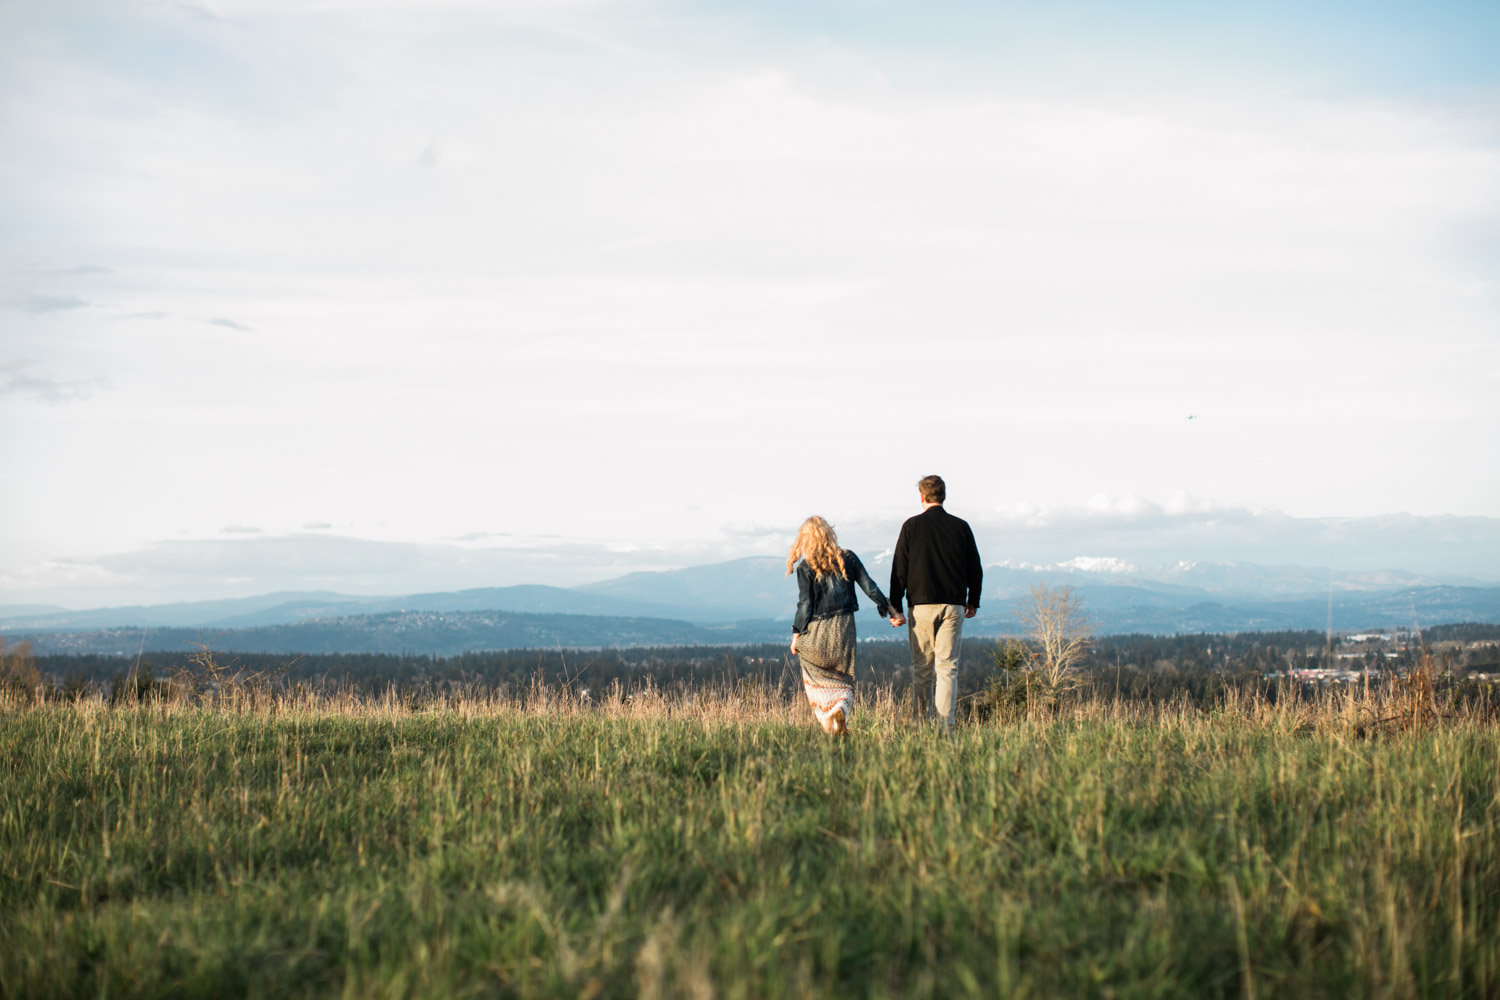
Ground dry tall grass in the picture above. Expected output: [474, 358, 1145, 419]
[4, 645, 1491, 739]
[2, 654, 1496, 999]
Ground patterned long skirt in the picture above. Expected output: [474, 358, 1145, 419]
[798, 613, 856, 731]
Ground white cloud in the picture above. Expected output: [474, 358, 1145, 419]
[49, 265, 112, 276]
[1, 2, 1496, 605]
[963, 504, 1500, 580]
[0, 360, 108, 404]
[1057, 556, 1138, 574]
[4, 533, 734, 606]
[5, 292, 90, 314]
[1081, 494, 1157, 520]
[1162, 492, 1226, 517]
[4, 503, 1496, 608]
[207, 317, 253, 332]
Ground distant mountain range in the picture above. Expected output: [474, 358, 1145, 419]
[0, 585, 701, 633]
[16, 611, 787, 658]
[4, 557, 1498, 656]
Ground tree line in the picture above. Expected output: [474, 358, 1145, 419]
[5, 622, 1496, 710]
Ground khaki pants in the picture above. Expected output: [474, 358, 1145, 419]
[909, 603, 964, 731]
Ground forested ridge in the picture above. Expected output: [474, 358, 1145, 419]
[13, 624, 1499, 709]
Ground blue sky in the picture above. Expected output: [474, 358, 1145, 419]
[2, 0, 1497, 606]
[723, 0, 1500, 97]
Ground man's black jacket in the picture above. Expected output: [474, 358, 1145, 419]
[889, 505, 983, 613]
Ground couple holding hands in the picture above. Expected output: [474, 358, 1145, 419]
[787, 474, 984, 737]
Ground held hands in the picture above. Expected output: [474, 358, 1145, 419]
[889, 613, 906, 627]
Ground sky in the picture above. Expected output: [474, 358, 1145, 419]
[2, 0, 1498, 608]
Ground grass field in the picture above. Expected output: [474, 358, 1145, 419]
[1, 683, 1497, 999]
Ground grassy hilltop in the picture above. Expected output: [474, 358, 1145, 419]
[1, 683, 1497, 999]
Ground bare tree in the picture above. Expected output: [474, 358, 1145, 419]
[1015, 583, 1092, 711]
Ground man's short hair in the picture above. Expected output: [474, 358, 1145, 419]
[918, 475, 946, 504]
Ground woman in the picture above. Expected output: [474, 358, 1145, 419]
[787, 516, 892, 736]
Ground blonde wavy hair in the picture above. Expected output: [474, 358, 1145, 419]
[786, 515, 848, 578]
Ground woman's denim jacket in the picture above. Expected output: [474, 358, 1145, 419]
[793, 550, 890, 634]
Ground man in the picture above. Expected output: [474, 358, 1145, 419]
[887, 474, 983, 732]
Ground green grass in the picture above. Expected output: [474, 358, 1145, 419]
[1, 691, 1496, 998]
